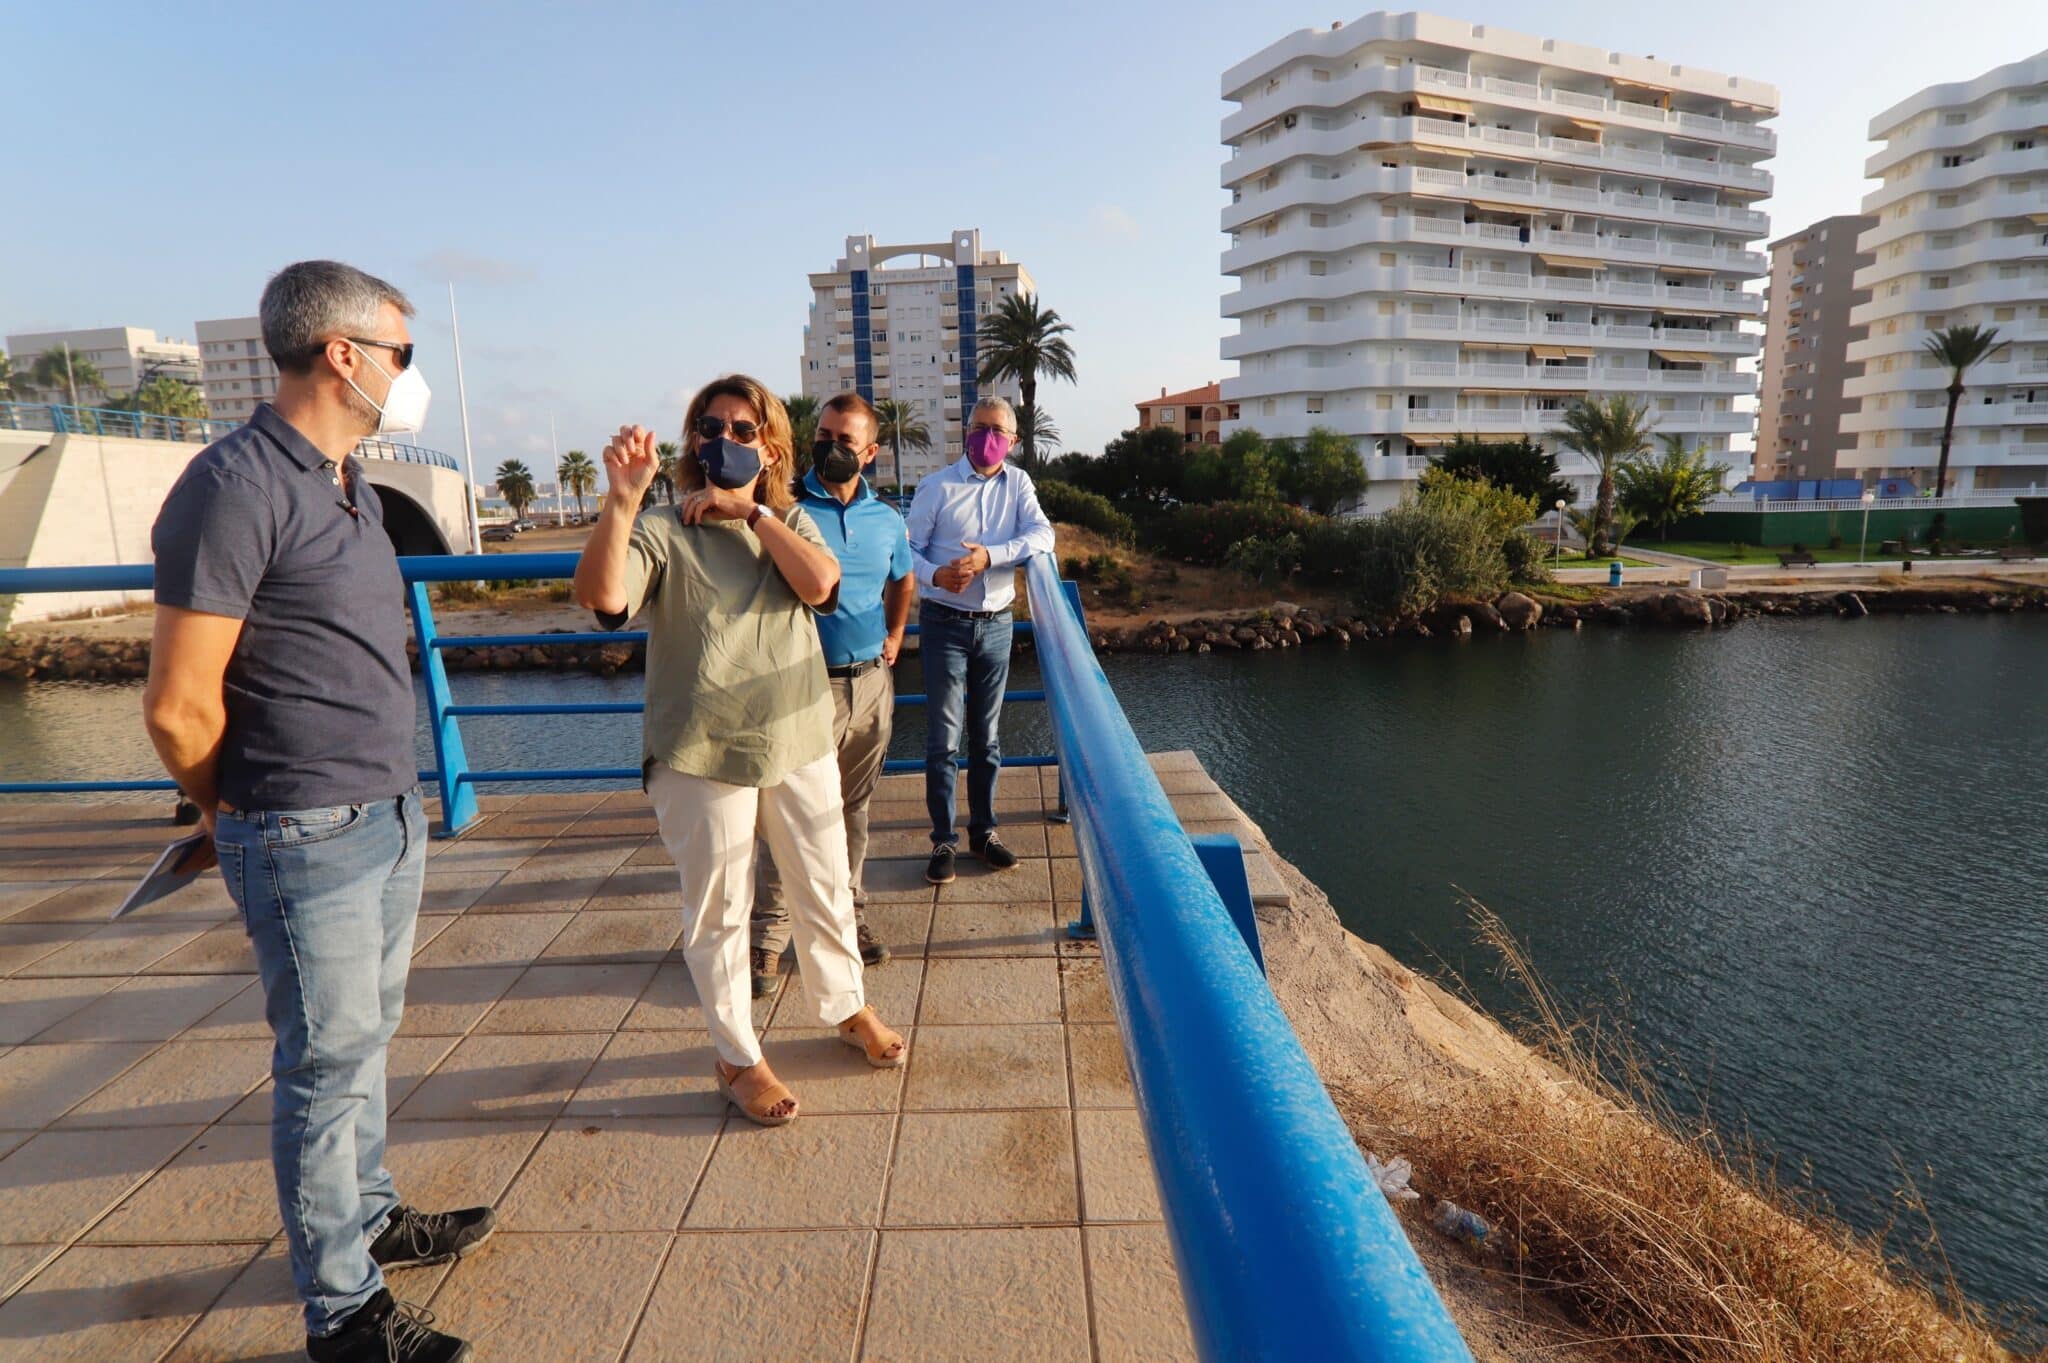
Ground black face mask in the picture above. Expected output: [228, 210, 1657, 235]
[698, 436, 764, 490]
[812, 436, 864, 485]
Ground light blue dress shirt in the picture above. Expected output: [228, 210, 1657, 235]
[905, 457, 1057, 612]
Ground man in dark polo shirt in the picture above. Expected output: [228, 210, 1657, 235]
[144, 261, 488, 1363]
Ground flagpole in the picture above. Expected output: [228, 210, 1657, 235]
[447, 283, 483, 556]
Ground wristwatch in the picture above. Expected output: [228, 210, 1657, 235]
[745, 504, 765, 531]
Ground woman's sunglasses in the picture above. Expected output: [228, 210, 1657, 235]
[694, 415, 761, 443]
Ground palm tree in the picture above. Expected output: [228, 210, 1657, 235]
[1017, 405, 1062, 458]
[874, 399, 932, 492]
[495, 459, 537, 520]
[0, 350, 33, 402]
[654, 441, 681, 504]
[1547, 395, 1656, 556]
[122, 377, 208, 420]
[1616, 434, 1726, 539]
[557, 450, 597, 520]
[31, 346, 105, 407]
[1922, 324, 2006, 498]
[783, 394, 821, 454]
[977, 292, 1077, 468]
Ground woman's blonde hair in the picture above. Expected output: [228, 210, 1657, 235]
[678, 374, 795, 512]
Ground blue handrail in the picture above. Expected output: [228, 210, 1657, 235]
[0, 401, 459, 469]
[1023, 551, 1473, 1360]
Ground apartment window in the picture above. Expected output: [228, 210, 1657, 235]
[1159, 407, 1176, 423]
[1995, 307, 2017, 321]
[1379, 252, 1396, 266]
[1309, 212, 1329, 227]
[1940, 154, 1965, 168]
[1929, 276, 1951, 289]
[1306, 397, 1325, 414]
[1405, 394, 1426, 410]
[1311, 68, 1331, 82]
[1376, 394, 1394, 410]
[1378, 300, 1397, 316]
[1942, 112, 1967, 126]
[2016, 138, 2037, 151]
[1306, 305, 1327, 321]
[1308, 259, 1328, 276]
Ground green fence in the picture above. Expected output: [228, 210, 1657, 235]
[1667, 505, 2027, 547]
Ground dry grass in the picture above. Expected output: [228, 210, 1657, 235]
[1338, 899, 2033, 1363]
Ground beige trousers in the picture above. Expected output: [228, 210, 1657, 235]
[647, 754, 865, 1068]
[754, 664, 894, 955]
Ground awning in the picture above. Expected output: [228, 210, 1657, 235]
[1403, 432, 1459, 447]
[1529, 344, 1570, 359]
[1413, 93, 1473, 117]
[1612, 81, 1670, 107]
[1537, 253, 1604, 271]
[1655, 307, 1718, 319]
[1659, 263, 1715, 276]
[1466, 199, 1530, 215]
[1462, 386, 1537, 395]
[1558, 117, 1604, 138]
[1653, 349, 1715, 363]
[1460, 339, 1533, 351]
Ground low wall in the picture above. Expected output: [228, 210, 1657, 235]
[1666, 504, 2026, 546]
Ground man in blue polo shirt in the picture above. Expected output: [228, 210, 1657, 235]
[751, 391, 914, 997]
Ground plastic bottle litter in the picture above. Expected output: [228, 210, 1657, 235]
[1364, 1153, 1419, 1202]
[1430, 1199, 1490, 1247]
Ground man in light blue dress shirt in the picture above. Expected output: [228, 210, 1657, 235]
[905, 396, 1057, 884]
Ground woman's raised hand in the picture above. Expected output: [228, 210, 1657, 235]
[601, 425, 659, 505]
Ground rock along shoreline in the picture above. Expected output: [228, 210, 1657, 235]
[3, 583, 2045, 682]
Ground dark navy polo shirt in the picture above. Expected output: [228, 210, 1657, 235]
[151, 403, 416, 812]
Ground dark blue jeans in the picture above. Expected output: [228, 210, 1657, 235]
[920, 603, 1012, 846]
[213, 790, 425, 1336]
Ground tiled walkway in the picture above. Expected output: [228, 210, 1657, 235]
[0, 757, 1280, 1361]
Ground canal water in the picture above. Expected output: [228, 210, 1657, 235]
[3, 615, 2043, 1317]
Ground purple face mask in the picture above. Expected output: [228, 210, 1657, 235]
[965, 427, 1013, 470]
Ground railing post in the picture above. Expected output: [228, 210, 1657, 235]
[408, 580, 481, 836]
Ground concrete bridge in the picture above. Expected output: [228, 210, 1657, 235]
[0, 407, 472, 627]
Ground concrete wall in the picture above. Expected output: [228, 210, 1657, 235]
[0, 432, 466, 627]
[1666, 504, 2024, 546]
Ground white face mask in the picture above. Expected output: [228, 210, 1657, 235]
[345, 346, 432, 435]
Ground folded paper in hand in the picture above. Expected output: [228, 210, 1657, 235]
[114, 833, 213, 919]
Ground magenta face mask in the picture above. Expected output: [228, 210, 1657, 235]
[965, 427, 1013, 470]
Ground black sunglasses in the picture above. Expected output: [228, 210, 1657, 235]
[695, 415, 762, 442]
[346, 337, 415, 371]
[814, 433, 867, 453]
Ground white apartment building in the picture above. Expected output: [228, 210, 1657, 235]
[1220, 13, 1775, 511]
[1840, 49, 2048, 494]
[800, 230, 1030, 486]
[3, 326, 201, 405]
[194, 316, 280, 423]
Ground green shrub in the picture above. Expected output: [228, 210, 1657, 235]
[1224, 533, 1304, 585]
[1503, 530, 1554, 585]
[1036, 478, 1136, 546]
[1346, 496, 1511, 620]
[1146, 500, 1324, 565]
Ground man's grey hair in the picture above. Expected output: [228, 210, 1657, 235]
[970, 395, 1016, 429]
[260, 261, 414, 375]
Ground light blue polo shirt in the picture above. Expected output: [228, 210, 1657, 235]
[797, 469, 913, 666]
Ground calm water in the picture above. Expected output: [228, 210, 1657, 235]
[3, 617, 2044, 1316]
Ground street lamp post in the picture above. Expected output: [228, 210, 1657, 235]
[1860, 488, 1876, 565]
[1554, 498, 1567, 568]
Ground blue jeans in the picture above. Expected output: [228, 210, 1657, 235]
[921, 603, 1012, 846]
[213, 790, 426, 1337]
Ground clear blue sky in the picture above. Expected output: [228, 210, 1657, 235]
[2, 2, 2038, 479]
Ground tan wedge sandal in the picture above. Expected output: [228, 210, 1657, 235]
[838, 1005, 908, 1069]
[716, 1059, 799, 1126]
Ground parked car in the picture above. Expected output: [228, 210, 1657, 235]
[481, 524, 518, 543]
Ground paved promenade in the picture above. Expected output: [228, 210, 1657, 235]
[0, 757, 1284, 1361]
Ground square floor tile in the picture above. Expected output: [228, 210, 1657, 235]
[854, 900, 932, 960]
[886, 1110, 1076, 1227]
[626, 1229, 870, 1362]
[0, 1243, 57, 1302]
[1076, 1109, 1162, 1222]
[58, 1038, 270, 1129]
[86, 1123, 278, 1243]
[159, 1241, 450, 1361]
[684, 1113, 893, 1229]
[622, 962, 777, 1033]
[933, 859, 1052, 904]
[410, 913, 573, 968]
[767, 959, 922, 1036]
[220, 1034, 458, 1125]
[918, 958, 1060, 1025]
[0, 1040, 156, 1127]
[0, 923, 96, 977]
[496, 1116, 721, 1232]
[385, 1118, 551, 1213]
[476, 961, 659, 1035]
[581, 867, 680, 913]
[928, 900, 1058, 958]
[419, 870, 506, 914]
[859, 858, 939, 905]
[33, 975, 249, 1045]
[862, 1227, 1089, 1363]
[15, 922, 205, 978]
[759, 1030, 906, 1114]
[1060, 958, 1114, 1024]
[394, 965, 524, 1036]
[0, 1242, 259, 1363]
[1068, 1023, 1136, 1108]
[420, 838, 535, 873]
[904, 1024, 1068, 1111]
[1087, 1223, 1198, 1362]
[424, 1231, 666, 1363]
[394, 1032, 606, 1121]
[139, 923, 256, 975]
[538, 909, 679, 964]
[564, 1030, 723, 1119]
[0, 977, 120, 1044]
[0, 1124, 204, 1243]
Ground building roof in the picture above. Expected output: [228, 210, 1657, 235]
[1137, 382, 1224, 409]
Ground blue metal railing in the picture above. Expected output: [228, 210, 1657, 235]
[0, 549, 1477, 1356]
[0, 401, 459, 470]
[1022, 551, 1473, 1360]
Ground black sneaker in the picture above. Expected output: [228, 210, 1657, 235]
[856, 920, 891, 967]
[926, 843, 956, 884]
[368, 1204, 497, 1271]
[306, 1288, 471, 1363]
[971, 834, 1019, 871]
[750, 946, 779, 1000]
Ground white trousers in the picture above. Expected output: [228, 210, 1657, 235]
[646, 754, 866, 1068]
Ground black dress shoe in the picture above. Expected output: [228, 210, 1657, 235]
[856, 920, 891, 967]
[368, 1204, 497, 1270]
[750, 946, 779, 999]
[306, 1288, 471, 1363]
[971, 834, 1018, 871]
[926, 843, 957, 884]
